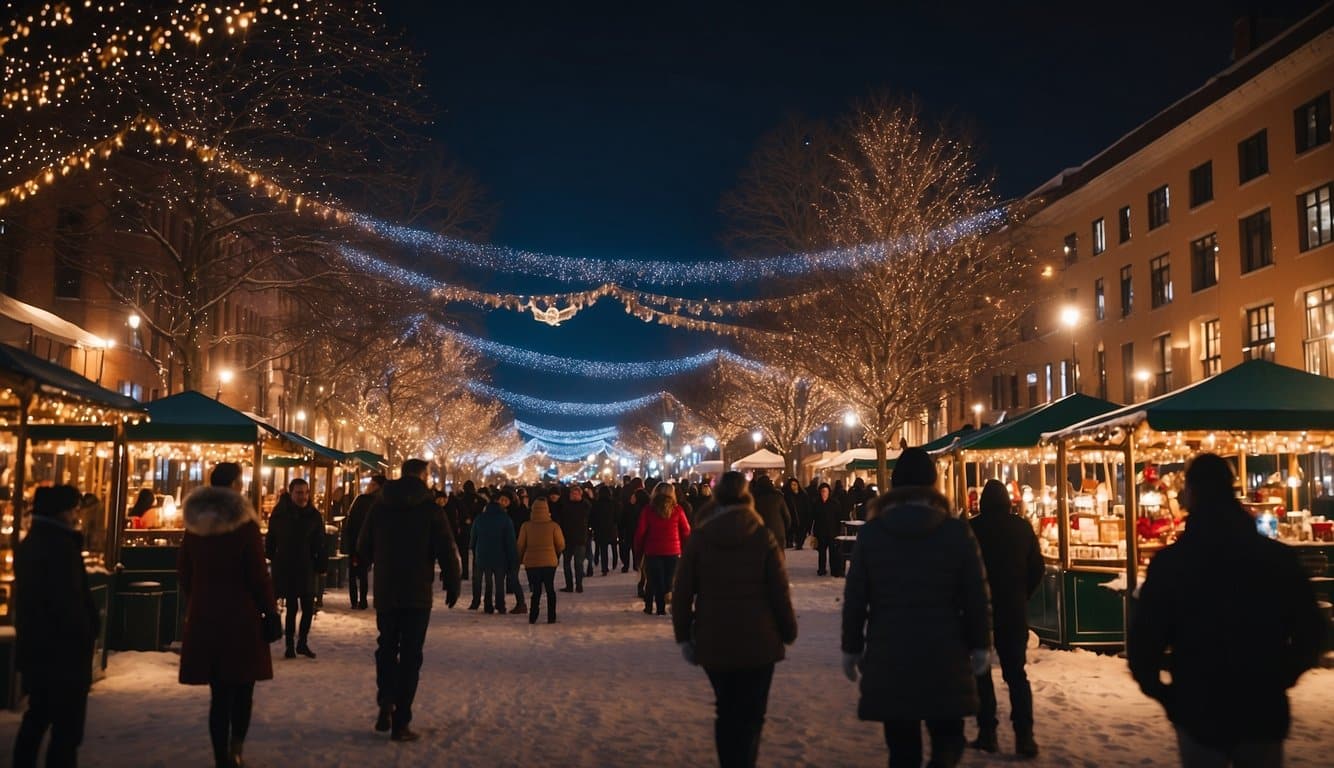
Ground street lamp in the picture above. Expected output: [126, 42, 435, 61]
[752, 430, 763, 450]
[842, 409, 858, 451]
[1135, 369, 1151, 402]
[295, 409, 307, 426]
[972, 402, 984, 429]
[1061, 305, 1081, 394]
[703, 435, 716, 457]
[215, 368, 234, 400]
[662, 419, 675, 458]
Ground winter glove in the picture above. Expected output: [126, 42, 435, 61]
[970, 648, 992, 676]
[678, 641, 697, 666]
[841, 652, 861, 682]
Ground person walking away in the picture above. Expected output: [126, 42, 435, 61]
[496, 491, 528, 614]
[673, 472, 797, 768]
[265, 478, 326, 659]
[559, 484, 592, 593]
[342, 475, 385, 610]
[618, 481, 645, 573]
[471, 500, 518, 615]
[518, 498, 565, 624]
[968, 479, 1044, 757]
[177, 463, 277, 768]
[749, 474, 790, 560]
[357, 458, 461, 742]
[590, 484, 620, 575]
[842, 448, 991, 768]
[634, 482, 691, 615]
[811, 483, 845, 577]
[448, 480, 484, 579]
[13, 486, 99, 768]
[1129, 453, 1323, 768]
[782, 477, 810, 549]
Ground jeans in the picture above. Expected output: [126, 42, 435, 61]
[705, 664, 775, 768]
[644, 554, 678, 614]
[562, 545, 588, 590]
[1176, 727, 1283, 768]
[480, 566, 506, 612]
[349, 564, 369, 607]
[13, 684, 88, 768]
[976, 632, 1033, 731]
[526, 566, 557, 622]
[883, 719, 964, 768]
[207, 681, 254, 764]
[375, 608, 432, 730]
[282, 593, 315, 644]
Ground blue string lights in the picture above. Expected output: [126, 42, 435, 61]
[512, 420, 619, 444]
[467, 382, 665, 417]
[455, 331, 766, 379]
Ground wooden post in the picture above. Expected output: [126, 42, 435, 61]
[1238, 448, 1248, 495]
[251, 440, 264, 514]
[9, 385, 32, 561]
[107, 421, 128, 567]
[1123, 432, 1140, 644]
[1055, 439, 1070, 648]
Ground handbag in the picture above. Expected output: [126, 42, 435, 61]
[261, 608, 283, 644]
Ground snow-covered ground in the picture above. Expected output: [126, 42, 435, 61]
[2, 548, 1333, 766]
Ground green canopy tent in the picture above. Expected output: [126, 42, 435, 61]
[347, 450, 388, 472]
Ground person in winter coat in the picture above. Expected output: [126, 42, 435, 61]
[1129, 453, 1323, 767]
[470, 501, 519, 615]
[341, 475, 385, 610]
[634, 482, 692, 615]
[673, 472, 797, 768]
[618, 483, 646, 573]
[357, 459, 461, 743]
[264, 478, 326, 659]
[448, 480, 485, 578]
[177, 463, 276, 768]
[782, 477, 810, 549]
[559, 485, 592, 592]
[12, 485, 100, 768]
[495, 491, 528, 615]
[811, 483, 846, 577]
[842, 448, 991, 768]
[590, 484, 620, 575]
[518, 498, 566, 624]
[968, 479, 1044, 757]
[749, 474, 790, 559]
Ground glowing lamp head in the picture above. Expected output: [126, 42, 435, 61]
[423, 450, 434, 462]
[843, 410, 857, 427]
[661, 420, 675, 437]
[218, 368, 234, 385]
[295, 409, 307, 422]
[972, 403, 983, 415]
[1135, 370, 1151, 383]
[1060, 306, 1080, 329]
[752, 430, 763, 445]
[703, 436, 716, 451]
[127, 313, 141, 330]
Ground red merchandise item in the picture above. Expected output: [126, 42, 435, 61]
[633, 503, 691, 557]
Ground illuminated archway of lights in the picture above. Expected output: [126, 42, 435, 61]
[485, 438, 638, 471]
[456, 331, 767, 379]
[512, 420, 618, 444]
[466, 382, 664, 418]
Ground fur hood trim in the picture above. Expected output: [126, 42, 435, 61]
[183, 486, 257, 536]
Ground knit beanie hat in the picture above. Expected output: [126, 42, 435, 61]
[890, 447, 936, 488]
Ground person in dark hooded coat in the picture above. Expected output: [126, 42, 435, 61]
[749, 474, 790, 559]
[341, 475, 385, 610]
[590, 484, 620, 575]
[842, 448, 991, 768]
[782, 477, 811, 549]
[264, 478, 326, 659]
[810, 482, 846, 577]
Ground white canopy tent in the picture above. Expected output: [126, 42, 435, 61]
[729, 448, 786, 471]
[690, 460, 725, 477]
[810, 448, 883, 471]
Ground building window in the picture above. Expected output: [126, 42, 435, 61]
[0, 218, 20, 296]
[1147, 185, 1170, 230]
[54, 207, 85, 300]
[1150, 254, 1173, 308]
[1152, 334, 1173, 396]
[1294, 92, 1331, 154]
[1063, 232, 1078, 265]
[117, 381, 144, 402]
[1201, 319, 1221, 378]
[1118, 205, 1131, 243]
[1094, 278, 1106, 321]
[1303, 284, 1334, 376]
[1299, 182, 1332, 251]
[1238, 130, 1268, 184]
[1095, 345, 1107, 401]
[1026, 372, 1038, 408]
[1244, 303, 1276, 362]
[1044, 363, 1053, 404]
[1190, 233, 1219, 292]
[1119, 265, 1133, 317]
[1189, 161, 1213, 207]
[1092, 218, 1106, 255]
[1239, 209, 1273, 272]
[1121, 342, 1135, 404]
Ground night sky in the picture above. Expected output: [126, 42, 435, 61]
[380, 0, 1322, 429]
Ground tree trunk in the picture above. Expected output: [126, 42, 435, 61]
[875, 437, 890, 492]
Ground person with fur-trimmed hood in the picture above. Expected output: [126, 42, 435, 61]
[178, 463, 278, 768]
[841, 448, 991, 768]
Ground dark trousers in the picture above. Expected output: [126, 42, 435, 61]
[976, 632, 1033, 731]
[282, 593, 314, 644]
[816, 538, 842, 575]
[883, 719, 964, 768]
[562, 545, 587, 590]
[618, 532, 634, 571]
[207, 681, 254, 764]
[349, 564, 369, 607]
[1176, 726, 1283, 768]
[644, 554, 678, 613]
[507, 567, 526, 607]
[458, 527, 471, 575]
[13, 684, 88, 768]
[526, 566, 557, 622]
[481, 566, 506, 612]
[597, 540, 617, 572]
[705, 664, 775, 768]
[375, 608, 432, 730]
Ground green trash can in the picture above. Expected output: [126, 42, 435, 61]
[117, 581, 163, 652]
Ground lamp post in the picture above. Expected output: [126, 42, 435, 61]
[215, 368, 234, 400]
[1135, 369, 1151, 402]
[842, 410, 857, 451]
[752, 429, 763, 451]
[972, 402, 983, 429]
[703, 435, 717, 458]
[662, 420, 675, 462]
[1060, 306, 1081, 394]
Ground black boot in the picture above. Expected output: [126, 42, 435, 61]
[296, 639, 316, 658]
[284, 635, 296, 659]
[375, 704, 393, 733]
[230, 739, 245, 767]
[1015, 727, 1039, 758]
[969, 727, 998, 752]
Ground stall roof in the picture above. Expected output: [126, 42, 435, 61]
[730, 448, 787, 470]
[285, 431, 347, 463]
[920, 424, 991, 454]
[348, 449, 388, 471]
[0, 294, 108, 349]
[0, 342, 145, 414]
[1045, 360, 1334, 440]
[947, 393, 1119, 453]
[130, 390, 283, 443]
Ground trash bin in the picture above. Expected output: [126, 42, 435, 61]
[116, 581, 163, 652]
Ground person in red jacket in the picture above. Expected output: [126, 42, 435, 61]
[634, 482, 691, 615]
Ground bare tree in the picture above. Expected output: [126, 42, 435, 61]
[748, 372, 844, 478]
[673, 359, 767, 469]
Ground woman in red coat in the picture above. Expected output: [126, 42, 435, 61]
[178, 463, 277, 768]
[634, 482, 691, 615]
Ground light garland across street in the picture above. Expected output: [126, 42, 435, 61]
[466, 382, 665, 417]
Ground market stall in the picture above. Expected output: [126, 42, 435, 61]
[1042, 360, 1334, 649]
[729, 448, 786, 472]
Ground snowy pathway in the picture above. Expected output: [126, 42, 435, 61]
[2, 549, 1333, 766]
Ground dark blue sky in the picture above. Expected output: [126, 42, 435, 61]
[381, 0, 1321, 428]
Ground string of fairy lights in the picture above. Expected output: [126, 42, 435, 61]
[466, 382, 666, 418]
[512, 421, 618, 444]
[454, 330, 766, 379]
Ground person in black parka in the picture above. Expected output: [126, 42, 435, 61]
[13, 485, 100, 768]
[1129, 453, 1324, 767]
[590, 484, 620, 575]
[265, 478, 327, 659]
[559, 485, 592, 592]
[782, 477, 811, 549]
[341, 475, 385, 610]
[750, 474, 790, 561]
[811, 482, 846, 577]
[968, 479, 1044, 757]
[842, 448, 991, 768]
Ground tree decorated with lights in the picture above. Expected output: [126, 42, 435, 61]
[747, 371, 843, 478]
